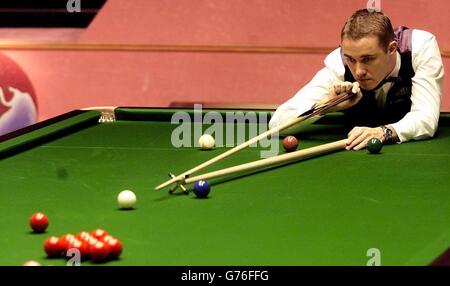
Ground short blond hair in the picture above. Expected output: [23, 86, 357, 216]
[341, 9, 395, 52]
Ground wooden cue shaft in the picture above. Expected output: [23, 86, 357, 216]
[155, 91, 356, 191]
[155, 114, 305, 190]
[184, 139, 347, 185]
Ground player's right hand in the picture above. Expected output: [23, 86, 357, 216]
[322, 81, 363, 112]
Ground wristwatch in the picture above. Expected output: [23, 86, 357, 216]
[381, 125, 394, 144]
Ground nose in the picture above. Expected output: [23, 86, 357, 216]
[355, 63, 367, 78]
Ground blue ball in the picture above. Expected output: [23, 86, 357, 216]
[193, 180, 211, 198]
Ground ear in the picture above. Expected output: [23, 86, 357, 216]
[388, 41, 397, 55]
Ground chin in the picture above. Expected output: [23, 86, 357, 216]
[360, 81, 377, 91]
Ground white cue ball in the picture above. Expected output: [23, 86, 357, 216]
[22, 260, 42, 266]
[198, 134, 215, 150]
[117, 190, 137, 209]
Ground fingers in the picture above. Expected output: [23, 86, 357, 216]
[328, 81, 363, 112]
[346, 127, 381, 150]
[333, 81, 357, 96]
[345, 82, 353, 92]
[352, 138, 368, 151]
[346, 127, 363, 150]
[343, 82, 362, 108]
[351, 82, 360, 94]
[332, 82, 347, 95]
[333, 82, 342, 95]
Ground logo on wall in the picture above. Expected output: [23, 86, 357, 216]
[0, 53, 38, 136]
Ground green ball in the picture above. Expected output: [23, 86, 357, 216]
[367, 138, 383, 154]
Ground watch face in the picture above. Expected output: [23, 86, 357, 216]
[384, 127, 393, 143]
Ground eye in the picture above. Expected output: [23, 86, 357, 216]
[346, 57, 356, 64]
[362, 57, 374, 64]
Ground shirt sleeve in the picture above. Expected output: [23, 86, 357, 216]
[390, 30, 444, 142]
[269, 48, 343, 133]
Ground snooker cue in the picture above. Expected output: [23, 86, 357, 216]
[155, 91, 356, 191]
[183, 139, 347, 185]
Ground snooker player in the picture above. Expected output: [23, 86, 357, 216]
[269, 9, 444, 150]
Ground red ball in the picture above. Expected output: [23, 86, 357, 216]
[89, 241, 110, 262]
[44, 236, 62, 258]
[282, 136, 298, 152]
[68, 239, 90, 260]
[104, 238, 123, 260]
[75, 231, 92, 243]
[86, 237, 99, 247]
[90, 229, 108, 240]
[29, 212, 48, 233]
[100, 235, 114, 242]
[58, 234, 76, 257]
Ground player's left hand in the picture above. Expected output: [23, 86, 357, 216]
[346, 126, 384, 150]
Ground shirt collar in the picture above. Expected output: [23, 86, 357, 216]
[371, 51, 401, 92]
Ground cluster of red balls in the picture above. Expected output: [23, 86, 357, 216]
[29, 212, 122, 263]
[43, 229, 123, 263]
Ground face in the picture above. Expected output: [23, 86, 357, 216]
[342, 35, 397, 90]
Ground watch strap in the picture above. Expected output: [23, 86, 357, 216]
[381, 125, 394, 144]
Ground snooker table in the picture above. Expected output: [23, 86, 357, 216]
[0, 107, 449, 266]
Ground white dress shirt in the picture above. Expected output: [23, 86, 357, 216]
[269, 29, 444, 143]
